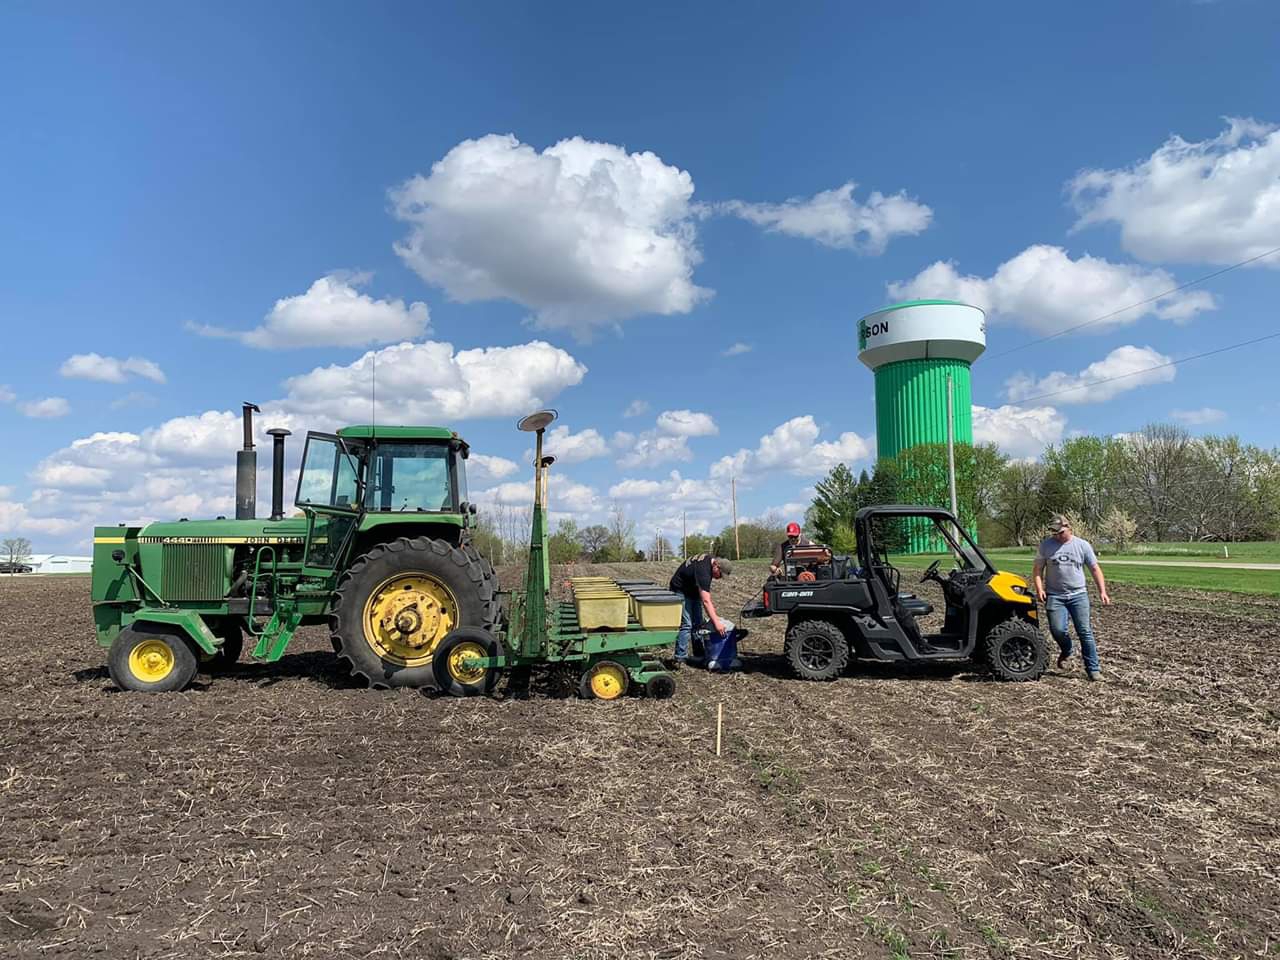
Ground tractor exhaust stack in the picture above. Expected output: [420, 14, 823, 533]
[235, 402, 260, 520]
[266, 428, 291, 521]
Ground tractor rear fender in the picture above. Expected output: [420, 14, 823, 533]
[124, 609, 220, 655]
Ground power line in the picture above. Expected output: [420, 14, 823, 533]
[987, 245, 1280, 361]
[1003, 329, 1280, 408]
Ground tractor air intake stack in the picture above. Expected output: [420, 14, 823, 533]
[267, 428, 291, 521]
[235, 402, 261, 520]
[857, 301, 986, 552]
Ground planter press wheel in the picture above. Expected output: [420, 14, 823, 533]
[432, 627, 504, 697]
[644, 673, 677, 700]
[578, 660, 629, 701]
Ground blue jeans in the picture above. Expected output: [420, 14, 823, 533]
[675, 594, 703, 660]
[1045, 592, 1100, 673]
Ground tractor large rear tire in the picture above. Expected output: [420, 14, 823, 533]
[330, 537, 495, 689]
[784, 619, 850, 681]
[983, 617, 1048, 682]
[461, 542, 501, 626]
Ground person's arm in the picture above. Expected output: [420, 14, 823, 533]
[700, 588, 726, 635]
[770, 542, 783, 576]
[1090, 561, 1111, 605]
[1032, 556, 1047, 603]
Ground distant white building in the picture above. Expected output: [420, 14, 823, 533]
[28, 554, 93, 574]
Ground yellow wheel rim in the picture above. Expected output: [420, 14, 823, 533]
[446, 640, 488, 685]
[362, 573, 458, 667]
[129, 639, 176, 682]
[589, 663, 628, 701]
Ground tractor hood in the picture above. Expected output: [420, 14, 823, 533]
[138, 517, 311, 544]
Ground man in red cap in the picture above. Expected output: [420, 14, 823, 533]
[770, 521, 812, 576]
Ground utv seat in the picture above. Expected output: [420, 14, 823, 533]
[898, 596, 934, 618]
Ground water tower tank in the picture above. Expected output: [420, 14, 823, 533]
[857, 300, 986, 462]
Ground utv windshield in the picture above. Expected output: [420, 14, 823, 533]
[364, 442, 455, 512]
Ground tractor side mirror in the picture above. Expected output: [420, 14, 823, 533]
[469, 502, 477, 515]
[111, 549, 126, 563]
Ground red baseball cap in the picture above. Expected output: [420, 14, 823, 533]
[786, 522, 801, 536]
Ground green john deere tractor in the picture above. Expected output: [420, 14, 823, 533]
[92, 405, 680, 699]
[93, 403, 498, 691]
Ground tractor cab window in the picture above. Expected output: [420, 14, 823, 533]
[296, 435, 362, 510]
[364, 442, 454, 512]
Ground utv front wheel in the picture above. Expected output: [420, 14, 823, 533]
[984, 618, 1048, 682]
[784, 619, 850, 681]
[108, 626, 199, 693]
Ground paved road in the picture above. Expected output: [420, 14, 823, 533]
[1097, 559, 1280, 570]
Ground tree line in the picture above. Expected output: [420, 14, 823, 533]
[807, 422, 1280, 550]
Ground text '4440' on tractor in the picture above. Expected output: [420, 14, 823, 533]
[92, 406, 679, 699]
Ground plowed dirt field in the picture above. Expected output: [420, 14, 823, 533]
[1, 566, 1277, 959]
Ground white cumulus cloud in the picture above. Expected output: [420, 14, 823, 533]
[616, 409, 719, 468]
[722, 342, 752, 357]
[21, 397, 70, 419]
[391, 134, 711, 337]
[1171, 406, 1227, 426]
[1071, 118, 1280, 267]
[192, 273, 431, 349]
[972, 404, 1067, 460]
[711, 415, 872, 482]
[623, 400, 650, 418]
[1006, 345, 1176, 405]
[281, 339, 586, 424]
[656, 409, 718, 437]
[721, 181, 932, 252]
[60, 353, 166, 384]
[887, 244, 1216, 334]
[467, 454, 520, 482]
[540, 425, 609, 464]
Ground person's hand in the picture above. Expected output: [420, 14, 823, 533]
[1036, 585, 1046, 603]
[713, 617, 727, 636]
[1099, 589, 1112, 606]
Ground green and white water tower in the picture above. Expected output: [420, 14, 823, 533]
[857, 299, 987, 461]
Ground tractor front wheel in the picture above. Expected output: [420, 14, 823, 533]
[330, 537, 494, 689]
[108, 626, 199, 693]
[784, 619, 850, 681]
[983, 618, 1048, 682]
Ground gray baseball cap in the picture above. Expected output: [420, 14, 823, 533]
[1047, 515, 1071, 533]
[713, 557, 733, 576]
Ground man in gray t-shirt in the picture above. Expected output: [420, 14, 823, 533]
[1033, 515, 1111, 681]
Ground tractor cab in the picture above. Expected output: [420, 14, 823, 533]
[293, 426, 475, 573]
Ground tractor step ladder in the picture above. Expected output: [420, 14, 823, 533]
[252, 607, 302, 662]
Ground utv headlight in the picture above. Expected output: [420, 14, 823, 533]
[1011, 583, 1031, 597]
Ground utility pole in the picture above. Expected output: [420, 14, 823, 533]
[682, 511, 687, 559]
[945, 373, 959, 519]
[731, 475, 741, 560]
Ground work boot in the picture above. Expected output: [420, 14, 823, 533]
[1057, 652, 1071, 670]
[1086, 670, 1104, 682]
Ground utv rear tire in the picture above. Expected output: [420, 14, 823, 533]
[330, 537, 495, 689]
[784, 619, 850, 681]
[108, 625, 199, 693]
[984, 618, 1048, 682]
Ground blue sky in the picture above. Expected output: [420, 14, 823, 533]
[3, 0, 1278, 552]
